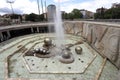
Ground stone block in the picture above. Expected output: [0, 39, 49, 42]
[102, 27, 120, 69]
[73, 22, 83, 36]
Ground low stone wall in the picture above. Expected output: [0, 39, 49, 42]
[64, 21, 120, 69]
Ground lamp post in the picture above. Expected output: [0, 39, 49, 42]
[44, 0, 47, 13]
[41, 0, 44, 14]
[37, 0, 40, 15]
[44, 0, 47, 20]
[6, 0, 15, 14]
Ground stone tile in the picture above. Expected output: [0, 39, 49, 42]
[102, 27, 120, 69]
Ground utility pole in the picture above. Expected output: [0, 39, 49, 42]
[37, 0, 40, 15]
[44, 0, 47, 13]
[44, 0, 47, 20]
[6, 0, 15, 14]
[41, 0, 44, 14]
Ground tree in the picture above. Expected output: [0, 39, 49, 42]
[68, 13, 74, 20]
[104, 9, 112, 19]
[94, 13, 99, 19]
[94, 7, 120, 19]
[71, 9, 83, 19]
[62, 12, 67, 19]
[25, 13, 38, 22]
[62, 9, 83, 20]
[25, 13, 46, 22]
[110, 7, 120, 19]
[39, 14, 45, 21]
[10, 14, 21, 19]
[94, 7, 105, 19]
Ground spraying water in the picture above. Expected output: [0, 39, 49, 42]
[54, 1, 65, 47]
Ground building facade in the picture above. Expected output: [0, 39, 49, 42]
[80, 9, 94, 19]
[47, 4, 56, 22]
[112, 3, 120, 8]
[96, 7, 107, 13]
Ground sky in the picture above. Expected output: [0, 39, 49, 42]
[0, 0, 120, 15]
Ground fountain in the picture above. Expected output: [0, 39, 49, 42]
[54, 1, 65, 47]
[0, 0, 119, 80]
[25, 1, 82, 64]
[24, 1, 75, 64]
[26, 37, 76, 64]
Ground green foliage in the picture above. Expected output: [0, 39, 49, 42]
[109, 7, 120, 19]
[62, 9, 83, 20]
[25, 13, 45, 22]
[62, 12, 68, 19]
[39, 14, 45, 21]
[10, 14, 22, 22]
[94, 7, 105, 19]
[10, 14, 21, 19]
[25, 13, 38, 22]
[104, 9, 112, 19]
[71, 9, 83, 19]
[94, 7, 120, 19]
[68, 13, 74, 20]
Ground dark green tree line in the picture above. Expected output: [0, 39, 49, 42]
[25, 8, 83, 22]
[94, 7, 120, 19]
[25, 13, 45, 22]
[62, 9, 83, 20]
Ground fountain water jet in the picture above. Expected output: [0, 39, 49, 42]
[54, 1, 65, 47]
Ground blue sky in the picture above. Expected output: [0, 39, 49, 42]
[0, 0, 120, 15]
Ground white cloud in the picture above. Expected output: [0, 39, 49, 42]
[0, 7, 23, 14]
[60, 0, 120, 13]
[14, 0, 38, 14]
[53, 0, 71, 3]
[0, 0, 120, 15]
[0, 0, 39, 15]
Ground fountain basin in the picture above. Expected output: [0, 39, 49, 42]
[22, 34, 96, 73]
[0, 33, 118, 80]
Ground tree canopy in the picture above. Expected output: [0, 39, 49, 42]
[25, 8, 83, 22]
[25, 13, 45, 22]
[94, 7, 120, 19]
[71, 9, 83, 19]
[62, 9, 83, 20]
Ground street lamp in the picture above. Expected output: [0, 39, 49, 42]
[44, 0, 47, 20]
[37, 0, 40, 15]
[6, 0, 15, 14]
[41, 0, 44, 14]
[44, 0, 47, 13]
[37, 0, 44, 15]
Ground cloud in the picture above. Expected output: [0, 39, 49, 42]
[53, 0, 71, 3]
[0, 0, 39, 15]
[0, 0, 120, 15]
[60, 0, 120, 13]
[0, 7, 23, 14]
[14, 8, 24, 14]
[0, 7, 11, 14]
[6, 0, 16, 3]
[13, 0, 38, 14]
